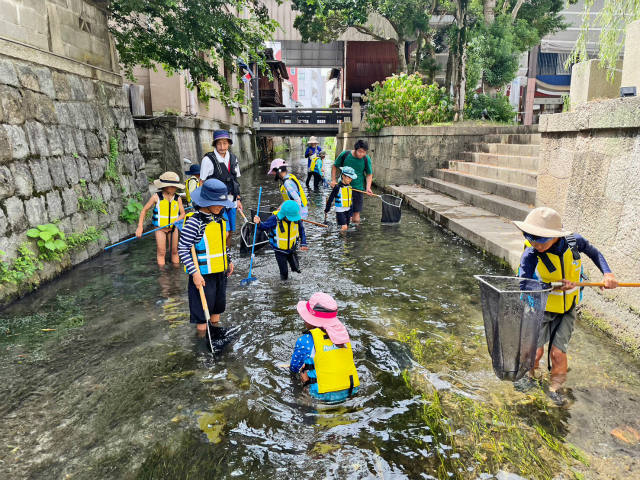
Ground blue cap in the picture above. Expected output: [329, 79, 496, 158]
[184, 164, 201, 176]
[190, 179, 234, 208]
[340, 166, 357, 179]
[277, 200, 301, 222]
[213, 130, 233, 145]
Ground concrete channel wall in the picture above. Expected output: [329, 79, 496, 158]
[336, 124, 538, 186]
[537, 97, 640, 348]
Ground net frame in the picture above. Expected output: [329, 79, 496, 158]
[474, 275, 553, 381]
[380, 194, 402, 223]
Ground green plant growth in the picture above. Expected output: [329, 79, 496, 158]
[120, 197, 144, 224]
[363, 73, 454, 132]
[27, 224, 68, 260]
[67, 227, 104, 249]
[0, 244, 41, 285]
[78, 196, 108, 214]
[273, 143, 290, 155]
[562, 94, 571, 113]
[465, 94, 516, 123]
[105, 135, 120, 186]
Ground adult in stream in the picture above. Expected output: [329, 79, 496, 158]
[331, 139, 373, 223]
[514, 207, 618, 403]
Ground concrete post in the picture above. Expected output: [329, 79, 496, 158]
[621, 19, 640, 95]
[524, 45, 539, 125]
[130, 85, 146, 116]
[570, 59, 622, 110]
[251, 62, 260, 127]
[351, 93, 361, 129]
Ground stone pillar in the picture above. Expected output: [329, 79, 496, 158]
[621, 19, 640, 94]
[130, 85, 146, 116]
[570, 59, 622, 110]
[523, 46, 539, 126]
[351, 93, 361, 129]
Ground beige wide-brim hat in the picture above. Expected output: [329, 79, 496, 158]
[513, 207, 571, 238]
[153, 171, 184, 189]
[308, 136, 319, 145]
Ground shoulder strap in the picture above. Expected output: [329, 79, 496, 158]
[566, 234, 581, 260]
[536, 251, 557, 273]
[336, 150, 348, 164]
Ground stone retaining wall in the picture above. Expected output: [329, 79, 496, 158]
[134, 116, 258, 181]
[336, 124, 537, 186]
[538, 97, 640, 350]
[0, 53, 148, 306]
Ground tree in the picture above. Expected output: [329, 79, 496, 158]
[108, 0, 278, 106]
[569, 0, 640, 80]
[290, 0, 436, 72]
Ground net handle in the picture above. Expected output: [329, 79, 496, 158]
[474, 275, 554, 293]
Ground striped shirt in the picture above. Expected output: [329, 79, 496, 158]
[178, 212, 228, 275]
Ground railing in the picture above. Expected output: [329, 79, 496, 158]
[258, 107, 352, 125]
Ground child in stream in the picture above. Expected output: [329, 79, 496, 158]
[136, 171, 185, 266]
[178, 179, 235, 337]
[268, 158, 308, 219]
[289, 292, 359, 402]
[514, 207, 618, 403]
[324, 166, 357, 231]
[253, 200, 308, 281]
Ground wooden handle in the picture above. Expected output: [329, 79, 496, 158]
[351, 187, 381, 197]
[302, 218, 328, 228]
[238, 209, 249, 222]
[552, 281, 640, 287]
[191, 246, 210, 321]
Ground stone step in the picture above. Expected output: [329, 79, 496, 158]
[432, 169, 537, 204]
[482, 133, 541, 145]
[459, 151, 540, 171]
[421, 176, 532, 221]
[469, 142, 540, 157]
[448, 161, 538, 188]
[386, 184, 523, 270]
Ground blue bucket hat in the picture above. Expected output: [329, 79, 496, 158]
[340, 166, 358, 179]
[184, 164, 201, 176]
[190, 179, 234, 208]
[277, 200, 301, 222]
[213, 129, 233, 145]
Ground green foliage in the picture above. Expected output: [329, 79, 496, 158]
[78, 196, 108, 215]
[363, 74, 454, 132]
[562, 94, 571, 113]
[0, 244, 41, 285]
[569, 0, 640, 81]
[120, 196, 144, 224]
[27, 224, 68, 260]
[465, 94, 516, 123]
[105, 135, 120, 185]
[66, 227, 104, 249]
[108, 0, 278, 107]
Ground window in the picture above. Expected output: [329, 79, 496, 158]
[299, 89, 305, 97]
[299, 72, 305, 80]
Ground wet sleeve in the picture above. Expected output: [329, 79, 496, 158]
[257, 214, 277, 231]
[290, 334, 313, 373]
[575, 234, 612, 274]
[519, 247, 538, 279]
[178, 218, 201, 275]
[299, 222, 307, 246]
[325, 187, 338, 213]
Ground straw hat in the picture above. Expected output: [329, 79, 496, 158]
[153, 171, 184, 189]
[308, 136, 319, 145]
[296, 292, 350, 345]
[513, 207, 571, 238]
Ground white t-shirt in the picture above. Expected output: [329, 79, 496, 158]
[200, 150, 241, 207]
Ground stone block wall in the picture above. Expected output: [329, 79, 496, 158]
[0, 53, 148, 306]
[336, 124, 537, 186]
[538, 97, 640, 346]
[135, 116, 258, 182]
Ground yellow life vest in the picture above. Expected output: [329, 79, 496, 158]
[336, 185, 352, 209]
[280, 174, 308, 207]
[183, 212, 228, 275]
[185, 176, 200, 203]
[152, 193, 180, 227]
[270, 210, 300, 251]
[309, 155, 322, 173]
[525, 239, 581, 313]
[309, 328, 360, 394]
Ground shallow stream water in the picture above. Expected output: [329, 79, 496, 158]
[1, 147, 639, 479]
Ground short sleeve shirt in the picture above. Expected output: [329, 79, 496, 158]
[334, 150, 372, 191]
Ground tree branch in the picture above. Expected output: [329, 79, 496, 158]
[511, 0, 527, 20]
[352, 24, 396, 43]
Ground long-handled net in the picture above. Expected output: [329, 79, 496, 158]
[474, 275, 552, 381]
[239, 208, 271, 254]
[380, 194, 402, 223]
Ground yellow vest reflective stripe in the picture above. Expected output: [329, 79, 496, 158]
[280, 174, 308, 207]
[309, 328, 360, 394]
[185, 176, 200, 203]
[183, 213, 228, 275]
[336, 185, 352, 208]
[152, 193, 179, 227]
[271, 210, 300, 250]
[525, 240, 581, 313]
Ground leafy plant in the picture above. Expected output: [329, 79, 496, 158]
[67, 227, 104, 249]
[562, 94, 571, 113]
[27, 224, 68, 260]
[105, 135, 120, 185]
[465, 94, 516, 123]
[0, 245, 41, 285]
[363, 73, 454, 132]
[78, 196, 108, 214]
[120, 197, 144, 224]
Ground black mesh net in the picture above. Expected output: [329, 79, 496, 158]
[380, 194, 402, 223]
[474, 275, 551, 381]
[239, 208, 270, 254]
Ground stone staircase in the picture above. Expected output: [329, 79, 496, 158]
[387, 129, 541, 269]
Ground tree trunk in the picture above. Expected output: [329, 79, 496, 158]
[483, 0, 496, 24]
[453, 0, 468, 121]
[396, 40, 408, 73]
[445, 45, 455, 94]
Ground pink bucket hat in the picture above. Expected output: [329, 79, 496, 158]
[296, 292, 350, 345]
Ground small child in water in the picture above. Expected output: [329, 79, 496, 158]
[325, 166, 357, 231]
[253, 200, 308, 280]
[137, 171, 185, 266]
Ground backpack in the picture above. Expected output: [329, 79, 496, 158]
[204, 152, 241, 200]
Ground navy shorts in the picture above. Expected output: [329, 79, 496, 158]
[188, 272, 227, 323]
[336, 210, 351, 226]
[351, 190, 364, 213]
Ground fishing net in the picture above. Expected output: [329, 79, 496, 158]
[474, 275, 552, 381]
[380, 194, 402, 223]
[239, 208, 270, 254]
